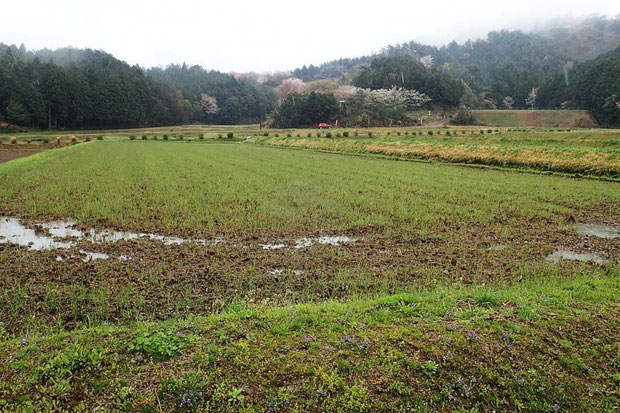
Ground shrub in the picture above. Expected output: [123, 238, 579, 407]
[287, 133, 292, 137]
[343, 131, 349, 137]
[446, 131, 451, 136]
[218, 134, 222, 138]
[397, 131, 401, 136]
[316, 132, 321, 137]
[307, 132, 312, 137]
[354, 131, 359, 137]
[97, 135, 103, 141]
[274, 133, 279, 137]
[43, 138, 49, 143]
[336, 132, 341, 137]
[367, 132, 372, 137]
[296, 133, 300, 137]
[451, 110, 478, 126]
[263, 132, 269, 137]
[487, 129, 493, 134]
[198, 133, 204, 140]
[56, 137, 61, 144]
[428, 131, 433, 136]
[163, 134, 169, 140]
[10, 136, 17, 144]
[152, 135, 158, 140]
[387, 131, 391, 136]
[142, 135, 147, 140]
[480, 130, 485, 134]
[129, 135, 136, 140]
[179, 135, 184, 140]
[326, 132, 332, 138]
[85, 136, 91, 142]
[227, 132, 234, 139]
[70, 136, 78, 143]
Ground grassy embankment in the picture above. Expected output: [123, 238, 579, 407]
[472, 110, 597, 128]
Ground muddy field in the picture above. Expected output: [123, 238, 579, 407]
[0, 137, 618, 411]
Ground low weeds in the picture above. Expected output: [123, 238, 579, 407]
[131, 331, 192, 361]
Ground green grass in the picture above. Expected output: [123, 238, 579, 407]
[1, 141, 617, 235]
[0, 140, 618, 410]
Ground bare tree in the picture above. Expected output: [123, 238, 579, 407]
[200, 93, 220, 115]
[525, 88, 538, 110]
[502, 96, 514, 109]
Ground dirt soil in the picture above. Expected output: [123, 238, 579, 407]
[0, 150, 40, 163]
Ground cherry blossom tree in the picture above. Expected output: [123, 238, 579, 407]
[275, 78, 305, 101]
[200, 93, 219, 115]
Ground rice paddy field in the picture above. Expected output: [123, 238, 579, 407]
[0, 127, 619, 411]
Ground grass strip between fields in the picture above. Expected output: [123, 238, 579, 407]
[1, 269, 618, 411]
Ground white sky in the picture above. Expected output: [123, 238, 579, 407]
[1, 0, 618, 72]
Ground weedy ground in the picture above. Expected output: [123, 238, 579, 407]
[0, 138, 618, 411]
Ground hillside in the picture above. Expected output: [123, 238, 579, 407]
[473, 110, 597, 128]
[293, 16, 620, 108]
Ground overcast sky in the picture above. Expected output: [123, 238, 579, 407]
[1, 0, 618, 72]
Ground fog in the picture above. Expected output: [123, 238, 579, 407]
[1, 0, 618, 72]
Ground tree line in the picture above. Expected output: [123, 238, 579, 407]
[0, 44, 277, 130]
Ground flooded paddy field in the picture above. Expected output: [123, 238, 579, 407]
[0, 138, 618, 411]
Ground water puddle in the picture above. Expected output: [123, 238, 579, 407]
[576, 223, 619, 239]
[317, 235, 358, 246]
[546, 250, 606, 264]
[269, 268, 305, 275]
[261, 243, 286, 250]
[79, 250, 110, 262]
[1, 217, 360, 260]
[0, 216, 221, 260]
[0, 217, 74, 250]
[264, 235, 358, 250]
[41, 219, 196, 245]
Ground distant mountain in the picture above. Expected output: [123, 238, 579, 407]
[293, 15, 620, 107]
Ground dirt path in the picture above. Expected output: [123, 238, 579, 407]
[0, 150, 39, 163]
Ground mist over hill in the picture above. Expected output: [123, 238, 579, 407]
[1, 15, 619, 129]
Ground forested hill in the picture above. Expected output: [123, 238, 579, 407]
[0, 44, 276, 129]
[293, 16, 620, 107]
